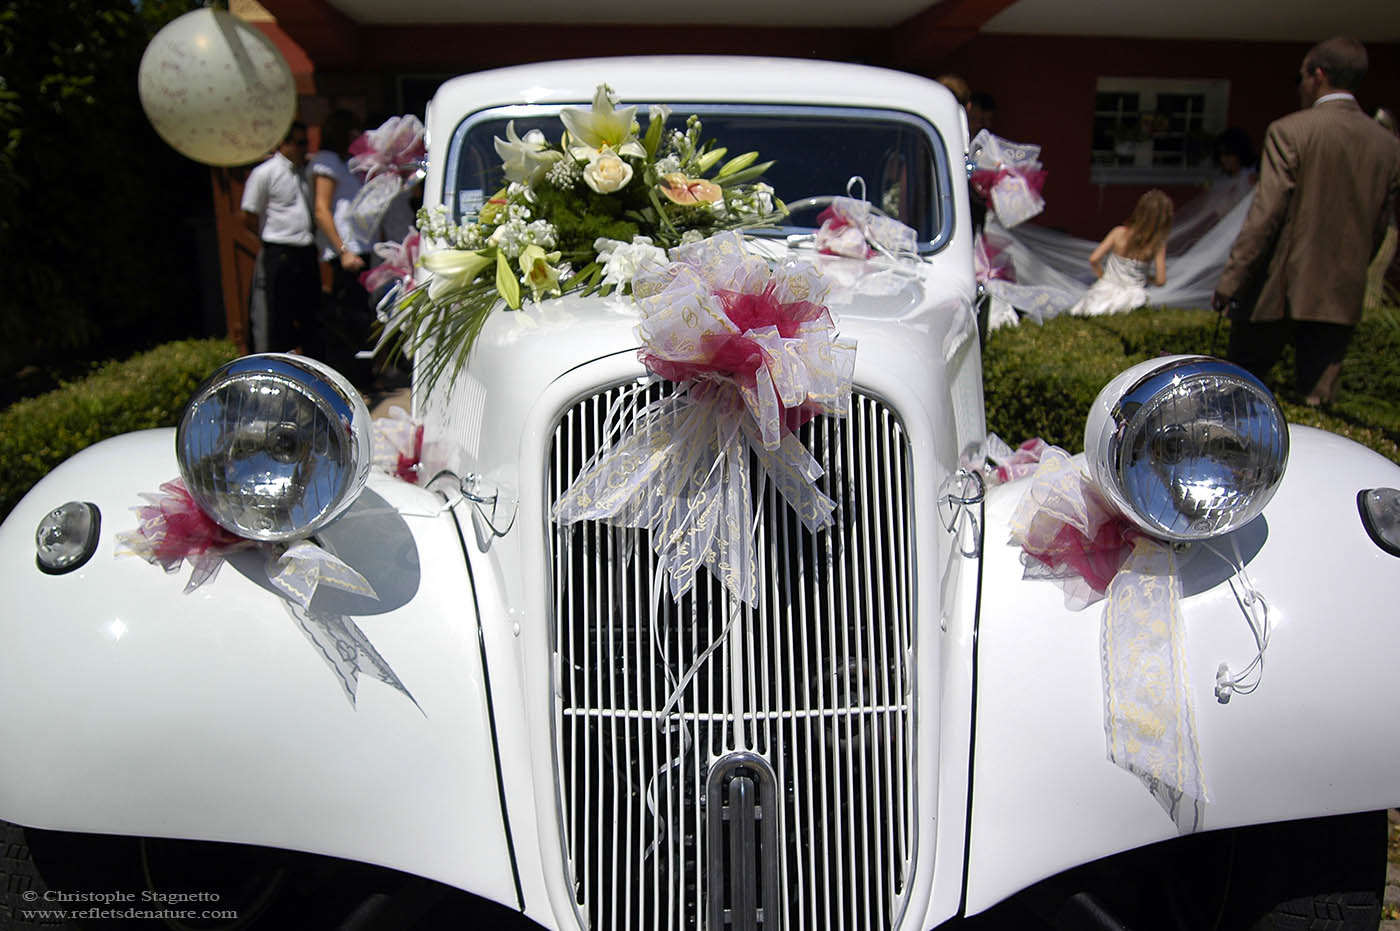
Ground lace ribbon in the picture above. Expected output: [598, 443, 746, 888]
[1103, 538, 1209, 803]
[553, 231, 856, 606]
[1008, 448, 1208, 805]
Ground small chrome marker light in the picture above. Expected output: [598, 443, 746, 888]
[1084, 355, 1288, 541]
[1358, 488, 1400, 557]
[176, 354, 372, 541]
[35, 501, 101, 574]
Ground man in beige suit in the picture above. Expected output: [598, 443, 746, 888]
[1214, 36, 1400, 405]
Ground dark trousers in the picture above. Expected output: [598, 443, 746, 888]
[255, 242, 320, 355]
[1226, 313, 1354, 403]
[319, 259, 375, 391]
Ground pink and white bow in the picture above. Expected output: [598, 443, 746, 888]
[359, 229, 422, 296]
[371, 405, 423, 484]
[553, 232, 857, 606]
[348, 115, 427, 244]
[116, 478, 378, 609]
[348, 115, 427, 181]
[969, 129, 1048, 228]
[814, 196, 918, 259]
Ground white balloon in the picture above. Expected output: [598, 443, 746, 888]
[138, 8, 296, 167]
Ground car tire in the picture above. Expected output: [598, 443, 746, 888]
[1162, 810, 1387, 931]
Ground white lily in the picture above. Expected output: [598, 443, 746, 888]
[560, 84, 645, 161]
[421, 249, 493, 301]
[493, 122, 562, 185]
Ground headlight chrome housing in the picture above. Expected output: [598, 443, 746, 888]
[176, 354, 372, 542]
[1085, 355, 1288, 541]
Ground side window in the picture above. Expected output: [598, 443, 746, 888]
[1091, 78, 1230, 184]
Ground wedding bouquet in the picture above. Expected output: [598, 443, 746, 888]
[377, 84, 789, 391]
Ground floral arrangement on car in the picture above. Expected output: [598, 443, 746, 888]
[375, 85, 788, 391]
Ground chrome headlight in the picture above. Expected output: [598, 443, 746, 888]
[176, 354, 372, 541]
[1084, 355, 1288, 541]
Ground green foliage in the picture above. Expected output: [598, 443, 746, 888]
[983, 307, 1400, 465]
[0, 339, 238, 519]
[982, 316, 1129, 451]
[0, 0, 208, 384]
[531, 185, 639, 259]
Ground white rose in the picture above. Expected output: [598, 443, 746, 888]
[582, 150, 633, 194]
[595, 236, 668, 288]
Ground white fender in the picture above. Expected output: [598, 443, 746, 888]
[962, 425, 1400, 914]
[0, 430, 518, 908]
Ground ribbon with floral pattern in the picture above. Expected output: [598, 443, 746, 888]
[1006, 447, 1208, 806]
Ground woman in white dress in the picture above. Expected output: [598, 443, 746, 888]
[1068, 189, 1173, 317]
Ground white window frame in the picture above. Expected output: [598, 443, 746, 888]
[1090, 77, 1231, 185]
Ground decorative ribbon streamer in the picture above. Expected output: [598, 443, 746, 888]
[974, 231, 1016, 284]
[969, 129, 1048, 228]
[553, 231, 856, 606]
[284, 600, 418, 709]
[267, 540, 379, 608]
[1103, 538, 1209, 803]
[118, 481, 411, 708]
[1007, 447, 1209, 807]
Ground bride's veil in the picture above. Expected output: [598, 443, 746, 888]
[984, 175, 1256, 319]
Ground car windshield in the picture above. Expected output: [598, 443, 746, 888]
[444, 104, 952, 251]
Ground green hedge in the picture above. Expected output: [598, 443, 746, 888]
[3, 313, 1397, 525]
[0, 339, 239, 519]
[984, 307, 1400, 466]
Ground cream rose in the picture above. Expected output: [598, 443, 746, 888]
[582, 149, 633, 194]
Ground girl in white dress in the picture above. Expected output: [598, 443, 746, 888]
[1068, 189, 1173, 316]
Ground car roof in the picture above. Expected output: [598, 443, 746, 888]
[426, 55, 967, 145]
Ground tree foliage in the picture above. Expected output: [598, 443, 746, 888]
[0, 0, 209, 394]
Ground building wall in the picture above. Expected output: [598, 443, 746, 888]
[935, 34, 1400, 239]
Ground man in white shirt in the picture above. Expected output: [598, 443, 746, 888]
[241, 121, 319, 354]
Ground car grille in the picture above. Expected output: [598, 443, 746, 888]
[548, 381, 918, 931]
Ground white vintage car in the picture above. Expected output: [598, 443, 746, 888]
[3, 57, 1399, 931]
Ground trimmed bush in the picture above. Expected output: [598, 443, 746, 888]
[984, 307, 1400, 465]
[0, 339, 239, 519]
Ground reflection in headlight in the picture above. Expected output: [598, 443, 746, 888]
[176, 355, 370, 541]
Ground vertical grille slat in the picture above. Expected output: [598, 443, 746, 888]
[550, 384, 917, 931]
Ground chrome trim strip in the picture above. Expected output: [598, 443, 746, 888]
[447, 506, 525, 913]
